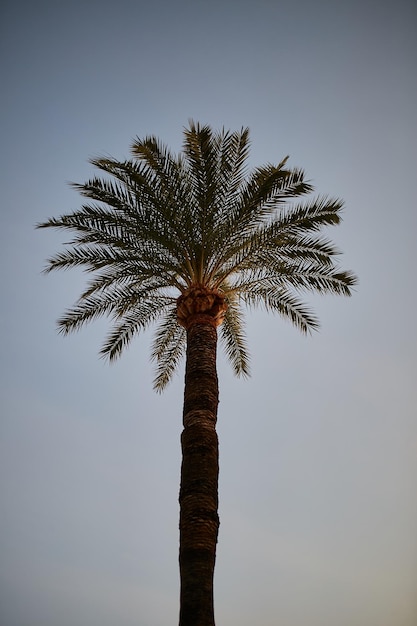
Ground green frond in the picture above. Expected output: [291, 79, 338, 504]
[86, 158, 194, 259]
[219, 293, 250, 377]
[240, 282, 319, 334]
[58, 288, 173, 335]
[229, 251, 357, 297]
[130, 136, 188, 217]
[42, 237, 187, 290]
[183, 121, 217, 206]
[274, 234, 341, 266]
[96, 151, 198, 281]
[150, 308, 187, 392]
[216, 127, 251, 201]
[71, 177, 135, 212]
[41, 245, 135, 273]
[78, 269, 146, 298]
[277, 195, 344, 233]
[37, 204, 144, 254]
[100, 297, 172, 361]
[57, 291, 126, 334]
[210, 164, 314, 278]
[234, 164, 314, 226]
[275, 266, 357, 296]
[211, 194, 347, 286]
[100, 314, 143, 362]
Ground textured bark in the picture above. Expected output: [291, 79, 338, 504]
[179, 316, 219, 626]
[177, 285, 227, 329]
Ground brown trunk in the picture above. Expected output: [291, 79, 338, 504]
[178, 316, 219, 626]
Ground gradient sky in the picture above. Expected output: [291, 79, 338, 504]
[1, 1, 416, 625]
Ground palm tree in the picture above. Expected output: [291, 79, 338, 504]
[37, 122, 357, 626]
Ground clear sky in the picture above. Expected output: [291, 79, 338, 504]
[1, 0, 416, 624]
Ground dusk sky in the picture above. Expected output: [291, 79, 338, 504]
[1, 1, 416, 625]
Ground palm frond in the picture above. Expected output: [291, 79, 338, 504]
[276, 195, 344, 232]
[273, 234, 341, 266]
[215, 127, 251, 209]
[241, 284, 319, 334]
[84, 157, 196, 276]
[150, 307, 187, 392]
[219, 293, 250, 377]
[209, 193, 347, 287]
[100, 297, 172, 361]
[232, 163, 313, 229]
[183, 121, 218, 210]
[272, 266, 357, 296]
[41, 245, 178, 284]
[58, 287, 172, 335]
[208, 164, 312, 278]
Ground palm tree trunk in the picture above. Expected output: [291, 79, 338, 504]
[179, 317, 219, 626]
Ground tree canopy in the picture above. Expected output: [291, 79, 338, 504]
[37, 121, 357, 390]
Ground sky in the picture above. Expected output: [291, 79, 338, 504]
[1, 0, 416, 624]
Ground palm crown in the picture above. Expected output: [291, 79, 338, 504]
[37, 122, 356, 390]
